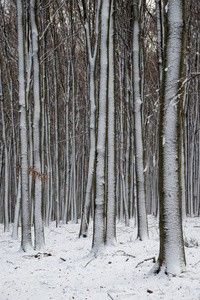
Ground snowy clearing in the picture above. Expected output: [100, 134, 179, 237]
[0, 216, 200, 300]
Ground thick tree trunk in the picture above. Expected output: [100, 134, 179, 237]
[153, 0, 186, 275]
[92, 0, 110, 256]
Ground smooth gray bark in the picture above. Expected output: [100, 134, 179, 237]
[92, 0, 110, 256]
[133, 0, 148, 241]
[152, 0, 186, 275]
[106, 0, 117, 246]
[30, 0, 45, 250]
[17, 0, 32, 252]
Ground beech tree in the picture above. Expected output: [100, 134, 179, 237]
[30, 0, 45, 250]
[79, 0, 101, 238]
[0, 64, 9, 232]
[17, 0, 32, 252]
[133, 0, 148, 241]
[92, 0, 110, 256]
[106, 0, 116, 246]
[152, 0, 186, 274]
[0, 0, 200, 268]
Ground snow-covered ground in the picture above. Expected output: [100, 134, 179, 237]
[0, 216, 200, 300]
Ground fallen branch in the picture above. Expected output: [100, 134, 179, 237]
[114, 250, 136, 259]
[48, 229, 61, 235]
[107, 293, 115, 300]
[136, 256, 156, 268]
[193, 260, 200, 267]
[157, 285, 164, 294]
[84, 258, 95, 268]
[35, 252, 52, 258]
[60, 257, 66, 262]
[23, 252, 52, 259]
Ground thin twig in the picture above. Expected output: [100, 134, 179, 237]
[84, 258, 95, 268]
[193, 260, 200, 267]
[136, 256, 156, 268]
[114, 250, 136, 258]
[157, 285, 164, 295]
[60, 257, 66, 262]
[107, 293, 115, 300]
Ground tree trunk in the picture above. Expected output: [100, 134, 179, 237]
[106, 0, 117, 246]
[17, 0, 32, 252]
[92, 0, 110, 256]
[30, 0, 45, 250]
[0, 64, 9, 232]
[133, 0, 148, 241]
[79, 0, 100, 237]
[152, 0, 186, 275]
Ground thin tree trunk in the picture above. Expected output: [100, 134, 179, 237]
[79, 0, 101, 237]
[12, 175, 21, 239]
[30, 0, 45, 250]
[133, 0, 148, 241]
[63, 60, 70, 224]
[106, 0, 117, 245]
[17, 0, 32, 252]
[0, 64, 9, 232]
[51, 28, 60, 227]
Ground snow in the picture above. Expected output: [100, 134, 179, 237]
[1, 216, 200, 300]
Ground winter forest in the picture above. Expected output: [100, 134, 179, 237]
[1, 0, 200, 298]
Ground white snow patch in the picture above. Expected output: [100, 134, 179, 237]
[153, 155, 156, 167]
[143, 164, 148, 173]
[163, 135, 165, 146]
[0, 217, 200, 299]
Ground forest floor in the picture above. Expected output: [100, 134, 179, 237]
[0, 216, 200, 300]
